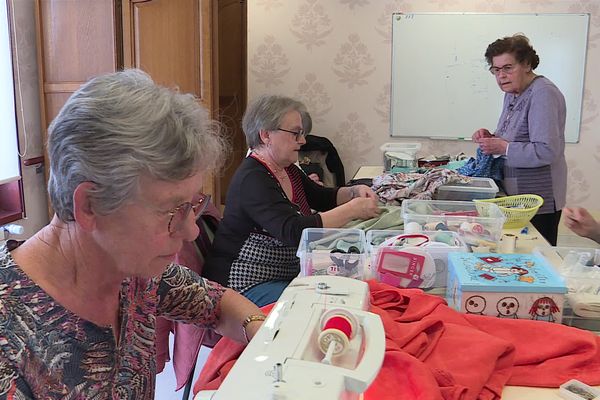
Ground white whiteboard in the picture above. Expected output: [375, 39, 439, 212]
[390, 13, 589, 143]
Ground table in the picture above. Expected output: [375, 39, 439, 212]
[353, 165, 600, 399]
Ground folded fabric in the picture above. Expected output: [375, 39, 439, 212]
[344, 205, 404, 231]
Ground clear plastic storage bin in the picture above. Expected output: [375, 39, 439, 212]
[297, 228, 367, 280]
[380, 142, 421, 171]
[366, 229, 467, 287]
[435, 177, 499, 201]
[534, 245, 600, 332]
[401, 199, 506, 250]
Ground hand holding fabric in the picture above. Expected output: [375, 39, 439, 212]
[352, 184, 378, 200]
[472, 128, 493, 143]
[349, 197, 381, 220]
[478, 137, 508, 156]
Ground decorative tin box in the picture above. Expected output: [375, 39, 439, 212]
[447, 252, 567, 323]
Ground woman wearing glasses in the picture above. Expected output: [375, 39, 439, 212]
[203, 95, 380, 306]
[471, 34, 567, 246]
[0, 70, 265, 398]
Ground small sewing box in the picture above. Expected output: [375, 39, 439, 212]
[447, 252, 567, 323]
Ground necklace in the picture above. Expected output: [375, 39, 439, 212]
[252, 152, 289, 182]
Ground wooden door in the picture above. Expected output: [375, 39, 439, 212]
[122, 0, 219, 199]
[217, 0, 246, 206]
[35, 0, 121, 216]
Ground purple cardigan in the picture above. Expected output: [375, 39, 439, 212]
[495, 76, 567, 214]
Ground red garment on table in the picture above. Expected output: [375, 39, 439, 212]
[194, 281, 600, 400]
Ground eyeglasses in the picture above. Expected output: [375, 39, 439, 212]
[167, 193, 211, 233]
[489, 64, 516, 76]
[277, 127, 306, 140]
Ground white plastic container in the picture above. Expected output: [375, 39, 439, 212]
[380, 142, 421, 171]
[401, 199, 506, 250]
[366, 229, 467, 287]
[534, 245, 600, 332]
[435, 177, 499, 201]
[297, 228, 367, 280]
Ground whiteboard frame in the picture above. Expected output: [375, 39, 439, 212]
[390, 13, 590, 143]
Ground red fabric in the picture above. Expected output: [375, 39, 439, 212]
[193, 281, 600, 399]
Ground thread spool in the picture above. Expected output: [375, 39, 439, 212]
[318, 315, 352, 357]
[499, 233, 517, 253]
[318, 309, 358, 362]
[404, 221, 423, 234]
[460, 222, 484, 235]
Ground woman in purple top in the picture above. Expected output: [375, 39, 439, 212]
[472, 34, 567, 246]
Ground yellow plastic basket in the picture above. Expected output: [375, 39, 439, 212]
[474, 194, 544, 229]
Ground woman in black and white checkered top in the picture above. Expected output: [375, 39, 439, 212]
[203, 95, 380, 306]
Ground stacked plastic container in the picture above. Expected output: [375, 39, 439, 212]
[366, 230, 467, 287]
[401, 199, 506, 251]
[380, 142, 421, 171]
[534, 245, 600, 332]
[297, 228, 367, 280]
[435, 177, 499, 201]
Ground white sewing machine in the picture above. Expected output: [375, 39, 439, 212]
[195, 275, 385, 400]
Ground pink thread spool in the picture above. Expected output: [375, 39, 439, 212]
[460, 221, 484, 235]
[318, 309, 358, 360]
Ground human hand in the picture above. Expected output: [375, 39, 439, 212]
[351, 184, 378, 200]
[349, 197, 381, 220]
[563, 207, 600, 242]
[472, 128, 493, 143]
[478, 137, 508, 155]
[308, 173, 324, 186]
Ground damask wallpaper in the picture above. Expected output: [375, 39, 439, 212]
[247, 0, 600, 210]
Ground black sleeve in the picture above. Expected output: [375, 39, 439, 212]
[298, 167, 340, 211]
[243, 168, 323, 247]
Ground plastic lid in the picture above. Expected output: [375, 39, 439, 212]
[437, 178, 499, 193]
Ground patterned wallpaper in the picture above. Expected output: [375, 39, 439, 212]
[247, 0, 600, 210]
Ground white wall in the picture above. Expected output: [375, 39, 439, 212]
[247, 0, 600, 211]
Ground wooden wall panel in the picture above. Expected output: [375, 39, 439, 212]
[38, 0, 118, 83]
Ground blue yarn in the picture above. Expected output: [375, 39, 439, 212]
[457, 147, 504, 181]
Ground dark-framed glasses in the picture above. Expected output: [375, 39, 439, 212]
[167, 193, 211, 233]
[489, 64, 516, 76]
[277, 127, 306, 140]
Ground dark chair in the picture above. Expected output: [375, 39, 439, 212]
[299, 134, 345, 187]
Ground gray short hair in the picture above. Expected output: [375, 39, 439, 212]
[47, 69, 226, 222]
[300, 111, 312, 135]
[242, 95, 306, 149]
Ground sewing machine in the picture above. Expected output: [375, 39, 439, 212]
[195, 275, 385, 400]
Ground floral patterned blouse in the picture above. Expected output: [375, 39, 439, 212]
[0, 244, 225, 399]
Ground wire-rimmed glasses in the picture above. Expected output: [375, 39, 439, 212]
[489, 64, 516, 76]
[167, 193, 211, 233]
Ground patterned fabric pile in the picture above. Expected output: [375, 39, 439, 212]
[372, 168, 471, 205]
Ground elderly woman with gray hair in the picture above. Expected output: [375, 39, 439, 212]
[0, 69, 265, 398]
[203, 95, 380, 307]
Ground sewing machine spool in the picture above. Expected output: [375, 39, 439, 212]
[318, 309, 359, 359]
